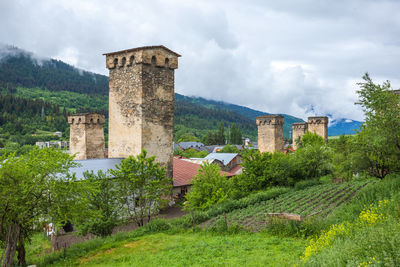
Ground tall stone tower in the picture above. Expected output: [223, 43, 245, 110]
[256, 115, 284, 153]
[68, 113, 105, 160]
[307, 116, 329, 142]
[104, 45, 180, 177]
[292, 122, 308, 150]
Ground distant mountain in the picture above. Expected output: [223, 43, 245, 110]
[175, 94, 304, 139]
[0, 45, 108, 95]
[328, 118, 362, 136]
[0, 44, 360, 142]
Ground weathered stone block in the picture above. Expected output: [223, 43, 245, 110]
[68, 113, 105, 160]
[307, 116, 329, 142]
[256, 115, 284, 153]
[292, 122, 308, 150]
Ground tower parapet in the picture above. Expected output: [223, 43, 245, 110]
[307, 116, 328, 142]
[292, 122, 308, 150]
[256, 115, 284, 153]
[68, 113, 105, 160]
[104, 45, 180, 178]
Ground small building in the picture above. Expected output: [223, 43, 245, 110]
[172, 156, 242, 199]
[36, 141, 69, 149]
[204, 153, 242, 172]
[175, 142, 205, 151]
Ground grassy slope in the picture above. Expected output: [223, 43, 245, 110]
[25, 179, 378, 266]
[66, 232, 304, 267]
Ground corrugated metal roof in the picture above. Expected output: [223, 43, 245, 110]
[204, 153, 238, 166]
[69, 158, 123, 180]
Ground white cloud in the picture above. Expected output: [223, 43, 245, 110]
[1, 0, 400, 121]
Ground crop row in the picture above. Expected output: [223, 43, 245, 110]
[204, 180, 374, 231]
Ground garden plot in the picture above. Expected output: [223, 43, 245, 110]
[201, 180, 374, 231]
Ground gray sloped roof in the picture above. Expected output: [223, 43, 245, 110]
[69, 158, 123, 180]
[204, 153, 238, 166]
[178, 142, 204, 150]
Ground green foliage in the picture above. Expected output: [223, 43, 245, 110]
[232, 144, 332, 197]
[354, 73, 400, 178]
[0, 147, 93, 266]
[79, 170, 120, 237]
[329, 135, 370, 180]
[294, 142, 332, 179]
[0, 92, 69, 145]
[203, 122, 226, 145]
[299, 131, 325, 148]
[110, 150, 172, 227]
[0, 49, 108, 95]
[185, 162, 231, 210]
[176, 133, 200, 143]
[302, 197, 400, 266]
[218, 144, 240, 153]
[229, 123, 242, 144]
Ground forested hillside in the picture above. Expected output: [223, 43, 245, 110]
[0, 45, 359, 146]
[0, 45, 108, 95]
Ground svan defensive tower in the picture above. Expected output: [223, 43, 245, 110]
[68, 113, 105, 160]
[104, 45, 180, 177]
[256, 115, 284, 153]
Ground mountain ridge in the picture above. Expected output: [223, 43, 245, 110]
[0, 44, 361, 140]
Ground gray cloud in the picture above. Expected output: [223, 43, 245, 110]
[1, 0, 399, 121]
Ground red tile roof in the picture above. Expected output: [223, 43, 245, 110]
[173, 156, 201, 187]
[173, 156, 237, 187]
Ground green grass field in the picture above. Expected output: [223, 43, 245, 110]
[47, 232, 305, 267]
[24, 178, 381, 266]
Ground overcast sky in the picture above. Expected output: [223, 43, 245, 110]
[1, 0, 400, 121]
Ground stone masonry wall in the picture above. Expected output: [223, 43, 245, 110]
[307, 116, 328, 142]
[292, 122, 308, 150]
[68, 113, 105, 160]
[256, 115, 284, 153]
[105, 46, 179, 178]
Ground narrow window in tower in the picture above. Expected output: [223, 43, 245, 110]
[121, 57, 126, 67]
[165, 58, 169, 68]
[151, 56, 156, 65]
[129, 55, 135, 66]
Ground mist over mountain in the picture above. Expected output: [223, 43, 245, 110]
[0, 45, 361, 140]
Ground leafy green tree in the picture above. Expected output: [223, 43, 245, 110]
[217, 122, 226, 144]
[177, 133, 200, 143]
[110, 150, 172, 227]
[355, 73, 400, 178]
[0, 147, 92, 267]
[294, 141, 332, 179]
[229, 124, 242, 145]
[297, 131, 325, 148]
[80, 170, 120, 237]
[185, 162, 231, 210]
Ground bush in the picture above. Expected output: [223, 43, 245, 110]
[185, 162, 232, 210]
[302, 198, 400, 266]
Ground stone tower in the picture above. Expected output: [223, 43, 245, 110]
[307, 116, 329, 142]
[256, 115, 284, 153]
[292, 122, 308, 150]
[68, 113, 105, 160]
[104, 45, 180, 177]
